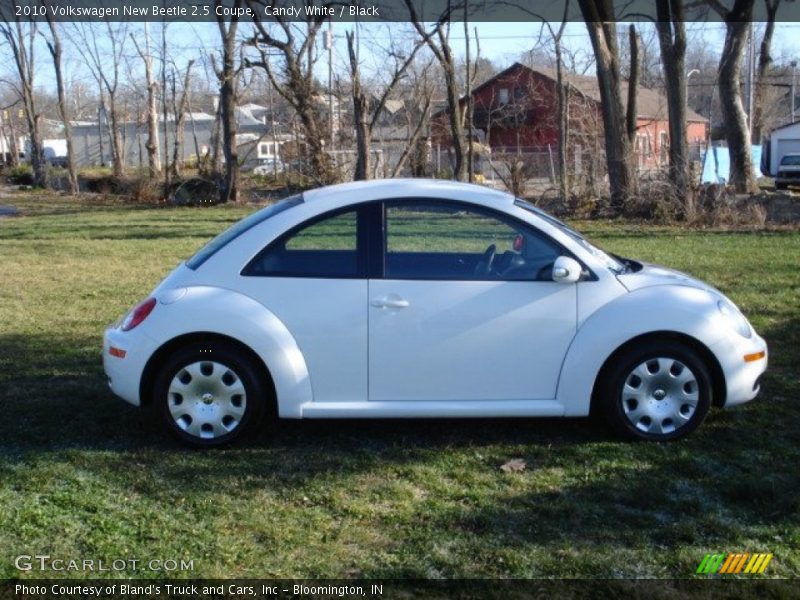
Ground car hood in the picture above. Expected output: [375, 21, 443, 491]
[616, 262, 720, 296]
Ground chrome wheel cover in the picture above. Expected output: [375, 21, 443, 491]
[620, 357, 699, 436]
[167, 361, 246, 439]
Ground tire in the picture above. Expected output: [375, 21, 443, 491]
[597, 340, 712, 441]
[153, 342, 268, 448]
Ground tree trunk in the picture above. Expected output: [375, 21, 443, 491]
[626, 25, 639, 145]
[655, 0, 692, 218]
[403, 0, 466, 181]
[442, 45, 466, 181]
[216, 0, 241, 203]
[346, 31, 370, 181]
[707, 0, 756, 192]
[2, 20, 47, 187]
[578, 2, 636, 209]
[6, 117, 20, 167]
[132, 22, 161, 179]
[464, 13, 473, 183]
[107, 99, 124, 177]
[719, 14, 755, 191]
[752, 0, 780, 142]
[44, 17, 78, 194]
[171, 61, 194, 179]
[555, 32, 569, 201]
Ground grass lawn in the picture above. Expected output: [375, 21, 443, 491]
[0, 189, 798, 579]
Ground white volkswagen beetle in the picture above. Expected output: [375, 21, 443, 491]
[103, 179, 767, 446]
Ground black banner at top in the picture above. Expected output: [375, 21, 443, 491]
[3, 0, 800, 23]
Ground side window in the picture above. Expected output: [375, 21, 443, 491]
[384, 202, 561, 281]
[243, 209, 360, 277]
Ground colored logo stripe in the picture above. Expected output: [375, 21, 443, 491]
[697, 553, 772, 574]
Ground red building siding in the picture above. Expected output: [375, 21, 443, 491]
[432, 63, 709, 172]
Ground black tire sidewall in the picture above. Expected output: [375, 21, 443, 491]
[153, 343, 266, 447]
[601, 341, 712, 441]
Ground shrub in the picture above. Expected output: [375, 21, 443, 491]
[4, 164, 34, 186]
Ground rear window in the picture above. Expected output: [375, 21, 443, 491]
[780, 155, 800, 166]
[185, 195, 303, 270]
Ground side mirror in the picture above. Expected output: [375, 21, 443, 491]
[552, 256, 582, 283]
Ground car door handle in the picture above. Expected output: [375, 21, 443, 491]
[371, 297, 410, 309]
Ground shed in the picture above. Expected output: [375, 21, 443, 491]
[762, 121, 800, 176]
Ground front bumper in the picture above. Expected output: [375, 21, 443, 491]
[102, 325, 157, 407]
[709, 330, 768, 408]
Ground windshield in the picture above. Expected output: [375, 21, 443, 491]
[186, 195, 303, 270]
[514, 198, 626, 274]
[780, 155, 800, 166]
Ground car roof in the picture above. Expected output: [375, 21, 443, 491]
[302, 178, 516, 207]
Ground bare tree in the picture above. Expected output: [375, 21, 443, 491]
[345, 26, 425, 180]
[578, 0, 637, 208]
[626, 25, 639, 146]
[707, 0, 756, 192]
[513, 0, 571, 199]
[655, 0, 693, 217]
[753, 0, 782, 142]
[68, 21, 129, 177]
[246, 3, 335, 183]
[170, 60, 195, 179]
[391, 58, 436, 177]
[41, 6, 78, 194]
[131, 22, 162, 179]
[0, 100, 21, 167]
[404, 0, 467, 181]
[0, 17, 47, 186]
[213, 0, 243, 203]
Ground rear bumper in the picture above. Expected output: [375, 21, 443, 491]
[775, 174, 800, 185]
[102, 325, 156, 407]
[710, 331, 768, 408]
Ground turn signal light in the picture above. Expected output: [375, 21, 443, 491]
[743, 351, 766, 363]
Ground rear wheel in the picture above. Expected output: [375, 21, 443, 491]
[598, 340, 712, 441]
[153, 342, 267, 447]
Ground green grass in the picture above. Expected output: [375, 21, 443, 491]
[0, 189, 798, 579]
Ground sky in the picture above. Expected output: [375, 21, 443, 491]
[20, 20, 800, 97]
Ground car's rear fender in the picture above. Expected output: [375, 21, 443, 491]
[557, 285, 727, 416]
[140, 286, 312, 418]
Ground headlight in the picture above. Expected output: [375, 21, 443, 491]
[717, 299, 752, 338]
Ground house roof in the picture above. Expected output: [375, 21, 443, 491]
[451, 62, 708, 123]
[767, 119, 800, 134]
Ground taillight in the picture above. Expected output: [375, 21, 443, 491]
[121, 297, 157, 331]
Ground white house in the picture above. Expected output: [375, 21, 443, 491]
[763, 121, 800, 176]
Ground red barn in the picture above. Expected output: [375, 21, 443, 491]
[431, 62, 709, 174]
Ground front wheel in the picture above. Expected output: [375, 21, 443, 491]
[153, 342, 267, 447]
[597, 340, 712, 441]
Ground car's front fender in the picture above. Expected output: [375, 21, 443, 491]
[144, 286, 312, 418]
[557, 285, 728, 416]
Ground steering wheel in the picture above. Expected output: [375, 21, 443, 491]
[474, 244, 497, 278]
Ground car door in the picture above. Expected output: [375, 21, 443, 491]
[239, 205, 371, 404]
[369, 200, 577, 402]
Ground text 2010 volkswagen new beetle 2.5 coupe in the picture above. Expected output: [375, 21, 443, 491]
[103, 179, 767, 447]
